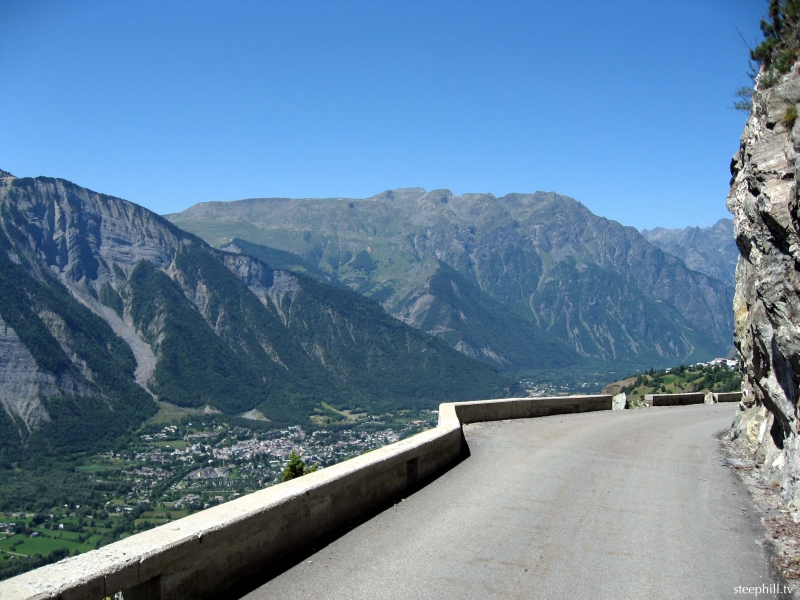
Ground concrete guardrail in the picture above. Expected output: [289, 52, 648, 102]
[645, 391, 742, 406]
[7, 391, 712, 600]
[715, 392, 744, 403]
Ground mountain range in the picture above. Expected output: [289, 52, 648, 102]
[167, 188, 735, 373]
[640, 218, 738, 288]
[0, 167, 738, 461]
[0, 171, 515, 462]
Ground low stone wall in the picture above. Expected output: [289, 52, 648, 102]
[645, 392, 743, 406]
[453, 395, 612, 423]
[0, 394, 620, 600]
[716, 392, 743, 403]
[646, 392, 707, 406]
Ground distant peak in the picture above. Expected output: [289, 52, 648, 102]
[641, 218, 732, 235]
[0, 168, 15, 178]
[417, 189, 455, 205]
[370, 188, 426, 202]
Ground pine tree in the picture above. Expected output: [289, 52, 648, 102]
[280, 451, 318, 482]
[281, 451, 306, 482]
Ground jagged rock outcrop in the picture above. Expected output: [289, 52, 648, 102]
[727, 58, 800, 506]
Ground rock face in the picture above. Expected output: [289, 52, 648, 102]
[169, 190, 735, 371]
[0, 317, 58, 433]
[640, 219, 738, 287]
[727, 60, 800, 506]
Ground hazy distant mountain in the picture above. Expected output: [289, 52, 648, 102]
[640, 218, 737, 287]
[0, 172, 514, 461]
[167, 188, 735, 371]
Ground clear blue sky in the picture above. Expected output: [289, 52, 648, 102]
[0, 1, 765, 229]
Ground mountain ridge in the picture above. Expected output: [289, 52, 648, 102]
[641, 218, 737, 287]
[168, 188, 735, 372]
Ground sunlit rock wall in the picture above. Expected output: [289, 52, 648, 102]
[728, 60, 800, 505]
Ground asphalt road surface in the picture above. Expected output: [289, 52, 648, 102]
[241, 404, 787, 600]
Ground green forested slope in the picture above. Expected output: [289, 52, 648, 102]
[532, 257, 722, 364]
[271, 268, 519, 411]
[401, 262, 580, 370]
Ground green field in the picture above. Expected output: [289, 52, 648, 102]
[147, 401, 206, 425]
[153, 440, 190, 450]
[0, 534, 92, 557]
[36, 529, 82, 542]
[319, 402, 367, 422]
[157, 508, 188, 519]
[140, 510, 170, 519]
[75, 463, 118, 473]
[134, 518, 168, 527]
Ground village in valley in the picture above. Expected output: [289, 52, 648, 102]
[0, 409, 437, 575]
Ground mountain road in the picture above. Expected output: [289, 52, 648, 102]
[239, 404, 786, 600]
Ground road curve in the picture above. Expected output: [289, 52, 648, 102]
[240, 404, 786, 600]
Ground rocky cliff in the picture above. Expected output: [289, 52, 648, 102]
[727, 17, 800, 507]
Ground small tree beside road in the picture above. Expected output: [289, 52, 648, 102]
[281, 451, 318, 482]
